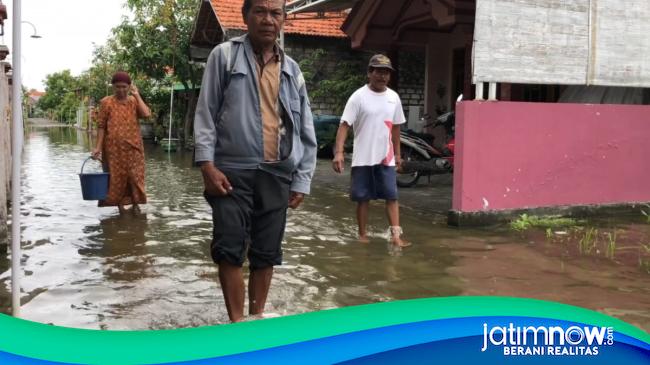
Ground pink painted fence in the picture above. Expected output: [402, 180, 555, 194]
[452, 101, 650, 212]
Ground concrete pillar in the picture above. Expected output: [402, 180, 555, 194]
[424, 34, 451, 115]
[463, 40, 473, 100]
[500, 83, 512, 101]
[488, 82, 498, 101]
[475, 82, 485, 100]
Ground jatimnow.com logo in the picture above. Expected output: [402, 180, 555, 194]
[481, 323, 614, 356]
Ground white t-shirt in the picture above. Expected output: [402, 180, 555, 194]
[341, 85, 406, 167]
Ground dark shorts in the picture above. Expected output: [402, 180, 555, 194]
[350, 165, 398, 202]
[204, 169, 290, 271]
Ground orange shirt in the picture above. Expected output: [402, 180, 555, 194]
[255, 49, 282, 162]
[97, 95, 144, 151]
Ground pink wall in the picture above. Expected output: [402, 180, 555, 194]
[452, 101, 650, 212]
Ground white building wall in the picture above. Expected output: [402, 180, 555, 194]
[473, 0, 650, 87]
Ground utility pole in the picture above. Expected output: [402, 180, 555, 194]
[11, 0, 23, 317]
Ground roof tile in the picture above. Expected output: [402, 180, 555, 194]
[211, 0, 347, 38]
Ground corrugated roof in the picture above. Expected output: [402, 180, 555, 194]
[287, 0, 358, 14]
[210, 0, 347, 38]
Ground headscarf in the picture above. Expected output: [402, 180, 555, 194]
[111, 71, 132, 85]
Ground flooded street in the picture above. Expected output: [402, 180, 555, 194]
[1, 124, 649, 332]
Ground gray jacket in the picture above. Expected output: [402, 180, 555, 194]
[194, 34, 317, 194]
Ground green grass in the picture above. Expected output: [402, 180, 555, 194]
[545, 228, 553, 240]
[639, 257, 650, 274]
[578, 227, 598, 255]
[641, 243, 650, 255]
[510, 214, 578, 232]
[605, 231, 617, 259]
[641, 207, 650, 224]
[640, 244, 650, 273]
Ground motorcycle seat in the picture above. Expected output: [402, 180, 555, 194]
[404, 129, 435, 145]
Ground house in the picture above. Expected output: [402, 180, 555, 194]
[25, 89, 45, 117]
[190, 0, 353, 115]
[189, 0, 426, 118]
[290, 0, 650, 225]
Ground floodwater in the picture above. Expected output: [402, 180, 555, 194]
[1, 124, 649, 332]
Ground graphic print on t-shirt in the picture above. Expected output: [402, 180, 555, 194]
[381, 121, 394, 166]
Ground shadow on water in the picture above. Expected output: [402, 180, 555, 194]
[80, 213, 150, 281]
[0, 125, 648, 332]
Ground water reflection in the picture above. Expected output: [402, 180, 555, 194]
[81, 213, 150, 282]
[0, 125, 648, 332]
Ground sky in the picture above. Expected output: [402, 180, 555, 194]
[2, 0, 132, 91]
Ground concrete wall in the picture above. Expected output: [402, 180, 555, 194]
[452, 101, 650, 212]
[425, 26, 473, 115]
[0, 67, 10, 250]
[474, 0, 650, 87]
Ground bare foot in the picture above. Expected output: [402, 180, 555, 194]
[388, 226, 411, 247]
[118, 205, 127, 214]
[358, 235, 370, 243]
[387, 243, 403, 257]
[244, 312, 281, 322]
[391, 236, 411, 247]
[132, 204, 141, 214]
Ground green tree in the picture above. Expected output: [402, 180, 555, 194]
[78, 53, 117, 106]
[104, 0, 200, 145]
[37, 70, 81, 124]
[299, 49, 367, 115]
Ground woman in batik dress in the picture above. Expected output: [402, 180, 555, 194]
[92, 71, 151, 214]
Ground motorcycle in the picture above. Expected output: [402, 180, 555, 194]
[397, 109, 456, 188]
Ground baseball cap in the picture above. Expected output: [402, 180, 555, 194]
[368, 54, 394, 71]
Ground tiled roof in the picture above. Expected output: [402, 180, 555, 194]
[211, 0, 347, 38]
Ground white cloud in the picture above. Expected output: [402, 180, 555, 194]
[2, 0, 131, 90]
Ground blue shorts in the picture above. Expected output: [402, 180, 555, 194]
[350, 165, 398, 202]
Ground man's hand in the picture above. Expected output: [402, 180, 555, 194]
[332, 152, 345, 173]
[201, 163, 232, 196]
[395, 155, 403, 172]
[288, 191, 304, 209]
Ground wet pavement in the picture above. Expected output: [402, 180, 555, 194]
[1, 122, 648, 331]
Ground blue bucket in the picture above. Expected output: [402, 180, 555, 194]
[79, 157, 110, 200]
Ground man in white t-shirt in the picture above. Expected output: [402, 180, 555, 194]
[332, 54, 409, 247]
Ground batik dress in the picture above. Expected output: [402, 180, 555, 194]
[97, 95, 147, 207]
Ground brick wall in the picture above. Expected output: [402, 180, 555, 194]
[284, 35, 368, 116]
[396, 50, 426, 120]
[224, 31, 426, 119]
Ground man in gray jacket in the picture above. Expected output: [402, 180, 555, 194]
[193, 0, 317, 323]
